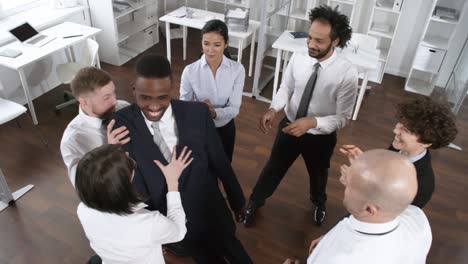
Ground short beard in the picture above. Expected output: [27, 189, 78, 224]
[309, 42, 333, 60]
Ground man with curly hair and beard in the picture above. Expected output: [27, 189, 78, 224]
[243, 5, 358, 227]
[340, 97, 458, 208]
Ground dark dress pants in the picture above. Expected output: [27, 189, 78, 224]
[250, 117, 337, 206]
[216, 119, 236, 162]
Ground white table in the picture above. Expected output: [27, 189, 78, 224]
[159, 6, 260, 77]
[269, 31, 380, 121]
[0, 22, 101, 125]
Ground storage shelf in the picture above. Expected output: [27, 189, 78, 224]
[405, 77, 434, 96]
[209, 0, 249, 8]
[421, 35, 449, 50]
[113, 0, 146, 20]
[118, 20, 155, 38]
[329, 0, 355, 5]
[117, 33, 129, 44]
[374, 6, 399, 13]
[368, 29, 394, 39]
[430, 16, 458, 25]
[277, 8, 309, 21]
[378, 48, 389, 61]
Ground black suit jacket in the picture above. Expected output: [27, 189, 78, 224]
[113, 100, 245, 239]
[389, 145, 434, 208]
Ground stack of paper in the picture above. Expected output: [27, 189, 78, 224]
[225, 8, 249, 32]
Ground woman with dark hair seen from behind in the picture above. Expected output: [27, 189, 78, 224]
[76, 144, 193, 264]
[340, 97, 458, 208]
[180, 19, 245, 162]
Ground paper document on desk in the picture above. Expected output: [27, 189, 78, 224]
[169, 8, 187, 18]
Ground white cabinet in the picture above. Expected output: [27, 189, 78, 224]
[405, 0, 467, 95]
[365, 0, 404, 84]
[88, 0, 159, 66]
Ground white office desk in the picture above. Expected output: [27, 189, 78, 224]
[159, 6, 260, 77]
[270, 31, 380, 121]
[0, 22, 101, 125]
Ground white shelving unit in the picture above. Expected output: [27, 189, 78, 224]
[405, 0, 467, 95]
[365, 0, 404, 83]
[205, 0, 251, 11]
[88, 0, 159, 66]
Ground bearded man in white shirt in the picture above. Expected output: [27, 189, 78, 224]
[244, 5, 358, 227]
[285, 149, 432, 264]
[60, 67, 130, 187]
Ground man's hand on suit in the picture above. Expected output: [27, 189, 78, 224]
[107, 119, 130, 145]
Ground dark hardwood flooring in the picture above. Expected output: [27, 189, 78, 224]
[0, 28, 467, 263]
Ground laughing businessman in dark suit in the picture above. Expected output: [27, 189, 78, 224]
[112, 55, 251, 264]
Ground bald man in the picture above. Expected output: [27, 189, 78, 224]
[288, 150, 432, 264]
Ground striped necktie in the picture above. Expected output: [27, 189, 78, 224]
[151, 122, 171, 162]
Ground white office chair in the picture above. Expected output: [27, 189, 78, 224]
[55, 38, 100, 110]
[349, 33, 378, 120]
[0, 98, 35, 212]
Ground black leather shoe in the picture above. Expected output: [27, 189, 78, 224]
[243, 200, 264, 227]
[314, 205, 326, 226]
[165, 242, 190, 257]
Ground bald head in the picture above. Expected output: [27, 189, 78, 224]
[342, 149, 417, 219]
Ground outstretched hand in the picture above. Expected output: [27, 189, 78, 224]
[339, 144, 363, 163]
[154, 146, 193, 192]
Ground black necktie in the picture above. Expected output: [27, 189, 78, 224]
[296, 63, 320, 120]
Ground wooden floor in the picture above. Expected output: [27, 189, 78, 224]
[1, 29, 467, 264]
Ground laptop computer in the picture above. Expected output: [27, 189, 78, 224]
[9, 22, 56, 47]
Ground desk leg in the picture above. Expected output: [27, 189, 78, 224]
[0, 168, 34, 213]
[352, 72, 369, 121]
[165, 22, 172, 63]
[237, 39, 243, 64]
[272, 49, 283, 101]
[282, 52, 290, 73]
[183, 26, 187, 61]
[93, 36, 101, 68]
[248, 28, 257, 77]
[18, 69, 38, 125]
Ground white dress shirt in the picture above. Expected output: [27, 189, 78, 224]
[271, 50, 358, 134]
[142, 104, 178, 156]
[77, 192, 187, 264]
[60, 100, 129, 187]
[407, 149, 427, 163]
[307, 205, 432, 264]
[180, 54, 245, 127]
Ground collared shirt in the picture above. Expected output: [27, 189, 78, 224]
[77, 192, 187, 264]
[142, 104, 178, 156]
[180, 54, 245, 127]
[271, 50, 358, 135]
[407, 149, 427, 163]
[307, 205, 432, 264]
[60, 100, 129, 187]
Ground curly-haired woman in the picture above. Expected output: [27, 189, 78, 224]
[340, 97, 458, 208]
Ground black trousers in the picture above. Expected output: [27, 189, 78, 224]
[216, 119, 236, 162]
[250, 117, 337, 206]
